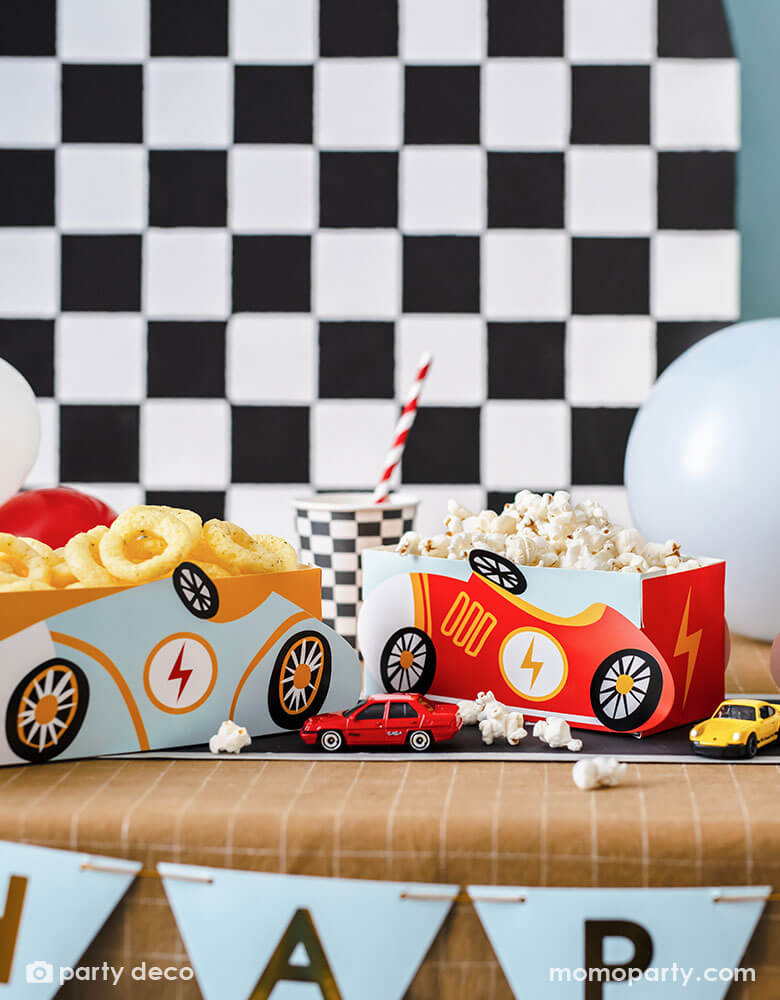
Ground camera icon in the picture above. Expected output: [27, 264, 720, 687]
[26, 961, 54, 984]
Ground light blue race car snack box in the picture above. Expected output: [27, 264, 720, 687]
[0, 563, 362, 766]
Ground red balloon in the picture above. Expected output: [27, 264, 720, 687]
[0, 487, 117, 549]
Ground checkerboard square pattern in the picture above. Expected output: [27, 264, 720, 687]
[0, 0, 739, 548]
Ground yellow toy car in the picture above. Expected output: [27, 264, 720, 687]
[689, 699, 780, 758]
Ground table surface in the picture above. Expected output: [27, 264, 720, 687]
[3, 634, 779, 999]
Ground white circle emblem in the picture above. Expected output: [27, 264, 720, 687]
[144, 634, 218, 714]
[500, 628, 567, 701]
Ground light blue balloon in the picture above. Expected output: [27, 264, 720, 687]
[625, 320, 780, 642]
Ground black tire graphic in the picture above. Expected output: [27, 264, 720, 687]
[590, 648, 663, 733]
[6, 659, 90, 763]
[173, 562, 219, 620]
[379, 627, 436, 694]
[746, 733, 758, 758]
[268, 631, 332, 729]
[468, 549, 527, 595]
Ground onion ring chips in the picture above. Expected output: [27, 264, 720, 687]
[99, 508, 191, 583]
[0, 505, 301, 591]
[0, 534, 51, 585]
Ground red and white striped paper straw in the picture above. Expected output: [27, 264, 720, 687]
[372, 353, 432, 504]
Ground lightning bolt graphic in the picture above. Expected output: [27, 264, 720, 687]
[675, 588, 702, 707]
[168, 643, 193, 702]
[521, 638, 544, 688]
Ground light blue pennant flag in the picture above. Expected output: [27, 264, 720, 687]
[0, 841, 140, 998]
[468, 885, 769, 1000]
[158, 863, 458, 1000]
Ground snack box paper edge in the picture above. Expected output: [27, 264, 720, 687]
[358, 547, 727, 738]
[0, 564, 363, 766]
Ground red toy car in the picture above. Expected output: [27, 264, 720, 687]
[359, 548, 727, 737]
[300, 693, 461, 752]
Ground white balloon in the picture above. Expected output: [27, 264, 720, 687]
[0, 358, 41, 506]
[625, 320, 780, 642]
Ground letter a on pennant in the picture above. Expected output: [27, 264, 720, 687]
[0, 875, 27, 984]
[250, 908, 341, 1000]
[158, 864, 458, 1000]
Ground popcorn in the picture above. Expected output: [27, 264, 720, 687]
[572, 756, 627, 791]
[396, 491, 703, 575]
[456, 699, 481, 725]
[447, 499, 472, 520]
[458, 692, 528, 746]
[209, 720, 251, 755]
[533, 717, 583, 752]
[397, 531, 422, 556]
[478, 703, 506, 745]
[505, 711, 528, 746]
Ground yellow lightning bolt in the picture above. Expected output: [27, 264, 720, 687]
[675, 588, 702, 706]
[521, 637, 544, 688]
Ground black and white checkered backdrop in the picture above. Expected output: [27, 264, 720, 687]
[0, 0, 739, 538]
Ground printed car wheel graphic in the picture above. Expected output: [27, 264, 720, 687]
[408, 730, 432, 752]
[469, 549, 527, 595]
[268, 631, 332, 729]
[318, 730, 343, 752]
[590, 649, 663, 733]
[6, 659, 89, 763]
[173, 562, 219, 620]
[380, 627, 436, 694]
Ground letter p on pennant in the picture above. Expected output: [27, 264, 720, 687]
[250, 908, 341, 1000]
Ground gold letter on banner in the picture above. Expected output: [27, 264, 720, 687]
[250, 907, 342, 1000]
[0, 875, 27, 984]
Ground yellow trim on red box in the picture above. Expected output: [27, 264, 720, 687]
[478, 575, 607, 628]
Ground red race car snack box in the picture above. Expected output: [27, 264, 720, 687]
[358, 547, 726, 737]
[0, 564, 362, 766]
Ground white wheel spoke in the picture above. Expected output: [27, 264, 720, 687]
[43, 670, 54, 694]
[51, 718, 66, 730]
[38, 725, 47, 750]
[28, 722, 40, 741]
[53, 672, 72, 697]
[33, 680, 44, 699]
[19, 709, 35, 724]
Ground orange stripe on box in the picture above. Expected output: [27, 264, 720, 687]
[411, 575, 424, 631]
[421, 574, 432, 634]
[229, 610, 309, 720]
[50, 631, 150, 752]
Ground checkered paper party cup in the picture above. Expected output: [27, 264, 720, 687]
[293, 492, 419, 647]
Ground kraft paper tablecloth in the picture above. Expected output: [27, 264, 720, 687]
[0, 635, 777, 999]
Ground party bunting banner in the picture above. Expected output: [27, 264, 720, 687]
[0, 842, 139, 998]
[468, 885, 769, 1000]
[158, 863, 458, 1000]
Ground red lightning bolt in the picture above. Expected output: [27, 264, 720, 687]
[675, 588, 702, 706]
[168, 643, 193, 702]
[521, 637, 544, 688]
